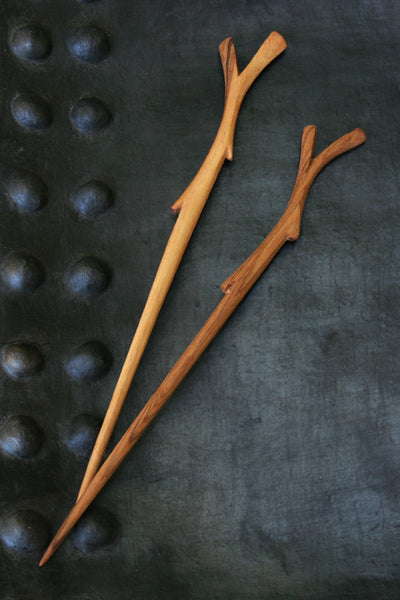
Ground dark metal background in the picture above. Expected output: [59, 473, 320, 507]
[0, 1, 399, 598]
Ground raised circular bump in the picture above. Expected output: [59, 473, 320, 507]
[0, 252, 44, 293]
[70, 180, 113, 218]
[6, 169, 47, 212]
[2, 342, 44, 380]
[11, 93, 52, 131]
[71, 506, 119, 553]
[0, 415, 43, 459]
[65, 341, 111, 382]
[10, 23, 51, 61]
[67, 25, 110, 64]
[66, 413, 102, 458]
[0, 509, 50, 553]
[70, 97, 111, 134]
[64, 257, 110, 299]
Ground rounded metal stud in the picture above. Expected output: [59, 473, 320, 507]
[0, 415, 43, 459]
[70, 180, 113, 218]
[2, 342, 44, 380]
[67, 25, 110, 64]
[10, 23, 51, 61]
[70, 97, 111, 134]
[66, 413, 103, 458]
[5, 169, 47, 213]
[0, 509, 50, 553]
[0, 252, 44, 293]
[64, 256, 110, 299]
[11, 93, 52, 131]
[71, 507, 119, 553]
[65, 341, 111, 382]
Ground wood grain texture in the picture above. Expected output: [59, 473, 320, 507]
[40, 125, 366, 566]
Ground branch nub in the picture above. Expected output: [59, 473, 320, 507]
[219, 37, 239, 102]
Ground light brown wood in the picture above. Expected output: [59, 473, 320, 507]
[75, 33, 287, 501]
[39, 125, 366, 566]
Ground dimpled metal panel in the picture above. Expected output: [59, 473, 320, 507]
[0, 1, 399, 599]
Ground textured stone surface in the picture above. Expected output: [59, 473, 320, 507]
[0, 1, 399, 599]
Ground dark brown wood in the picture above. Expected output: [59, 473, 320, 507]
[39, 125, 366, 566]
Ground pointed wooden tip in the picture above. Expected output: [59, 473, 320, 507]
[39, 518, 71, 566]
[39, 544, 53, 566]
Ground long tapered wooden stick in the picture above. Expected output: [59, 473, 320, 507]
[39, 125, 366, 566]
[76, 33, 287, 500]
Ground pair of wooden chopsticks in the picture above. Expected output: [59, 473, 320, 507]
[39, 33, 366, 565]
[76, 31, 287, 501]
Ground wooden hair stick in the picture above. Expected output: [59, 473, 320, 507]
[76, 32, 287, 500]
[39, 125, 366, 566]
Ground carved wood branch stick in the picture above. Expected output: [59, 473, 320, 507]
[40, 125, 366, 566]
[76, 33, 287, 500]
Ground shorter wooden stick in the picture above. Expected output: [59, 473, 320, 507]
[39, 126, 366, 566]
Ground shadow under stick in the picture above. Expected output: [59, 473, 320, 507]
[40, 125, 366, 566]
